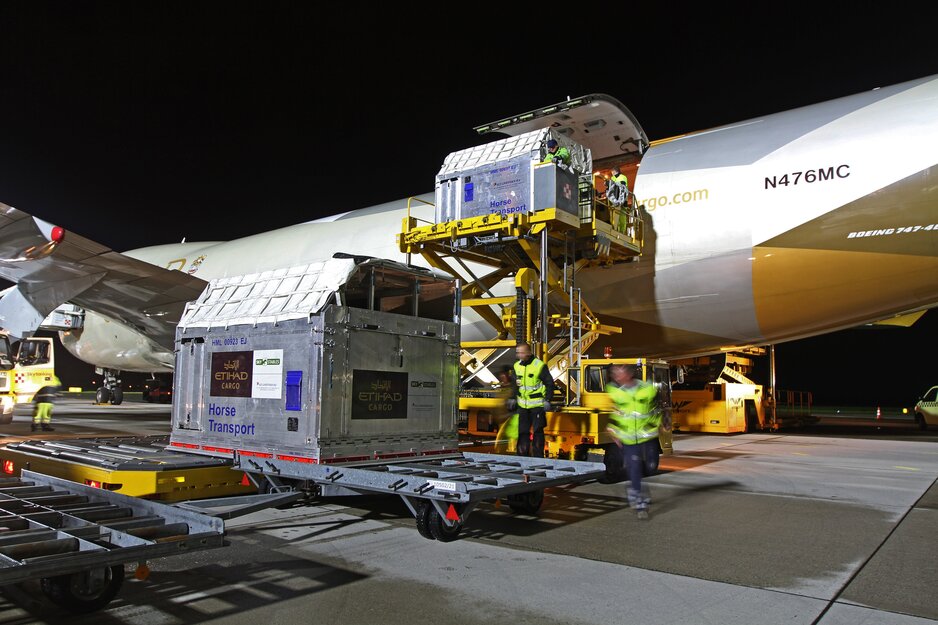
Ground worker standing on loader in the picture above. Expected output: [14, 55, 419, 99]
[605, 166, 630, 207]
[32, 374, 62, 432]
[513, 343, 554, 458]
[543, 139, 571, 167]
[605, 363, 660, 519]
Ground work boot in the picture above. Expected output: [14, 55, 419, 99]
[635, 493, 651, 519]
[41, 424, 54, 432]
[627, 489, 640, 509]
[31, 423, 39, 432]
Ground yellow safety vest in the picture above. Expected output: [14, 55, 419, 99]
[606, 380, 660, 445]
[514, 358, 547, 409]
[544, 146, 571, 165]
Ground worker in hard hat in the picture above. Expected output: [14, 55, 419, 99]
[32, 374, 62, 432]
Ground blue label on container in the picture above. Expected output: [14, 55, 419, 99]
[285, 370, 303, 411]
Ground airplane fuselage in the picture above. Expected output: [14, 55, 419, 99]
[60, 75, 938, 371]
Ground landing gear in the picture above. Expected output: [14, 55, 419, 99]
[95, 369, 123, 405]
[40, 565, 124, 613]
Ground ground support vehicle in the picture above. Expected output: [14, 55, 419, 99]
[670, 351, 815, 433]
[0, 335, 58, 423]
[0, 469, 225, 613]
[399, 127, 654, 479]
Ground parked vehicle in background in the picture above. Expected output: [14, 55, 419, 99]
[143, 380, 172, 404]
[914, 386, 938, 430]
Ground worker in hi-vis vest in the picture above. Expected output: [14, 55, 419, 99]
[543, 139, 571, 166]
[606, 166, 630, 208]
[32, 374, 62, 432]
[494, 367, 518, 454]
[605, 362, 660, 519]
[512, 342, 555, 458]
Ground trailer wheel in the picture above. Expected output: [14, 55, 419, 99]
[427, 506, 462, 542]
[415, 501, 435, 540]
[572, 446, 589, 462]
[40, 565, 124, 614]
[507, 489, 543, 515]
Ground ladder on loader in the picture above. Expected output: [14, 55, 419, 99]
[398, 191, 642, 398]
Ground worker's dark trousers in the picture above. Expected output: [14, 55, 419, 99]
[624, 439, 659, 508]
[516, 407, 546, 457]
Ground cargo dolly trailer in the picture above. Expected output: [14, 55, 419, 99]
[0, 470, 225, 613]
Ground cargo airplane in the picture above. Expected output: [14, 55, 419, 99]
[0, 73, 936, 403]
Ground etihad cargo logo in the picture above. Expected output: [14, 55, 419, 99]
[209, 349, 284, 399]
[351, 370, 408, 420]
[359, 379, 403, 402]
[210, 352, 252, 397]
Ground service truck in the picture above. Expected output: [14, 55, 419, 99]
[0, 334, 57, 423]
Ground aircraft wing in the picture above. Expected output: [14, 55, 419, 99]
[0, 202, 208, 348]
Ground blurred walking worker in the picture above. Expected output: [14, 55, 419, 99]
[513, 342, 554, 458]
[494, 367, 519, 454]
[605, 363, 660, 519]
[32, 374, 62, 432]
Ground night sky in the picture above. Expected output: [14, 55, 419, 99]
[1, 4, 937, 406]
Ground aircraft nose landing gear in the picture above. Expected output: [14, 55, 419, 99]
[95, 369, 124, 405]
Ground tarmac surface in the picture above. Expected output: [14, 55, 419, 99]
[0, 399, 936, 624]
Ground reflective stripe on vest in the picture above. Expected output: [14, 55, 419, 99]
[606, 381, 659, 445]
[514, 358, 547, 409]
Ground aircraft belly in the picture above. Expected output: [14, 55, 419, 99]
[578, 247, 761, 351]
[59, 310, 174, 373]
[752, 247, 938, 341]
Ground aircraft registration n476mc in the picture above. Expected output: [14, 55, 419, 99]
[0, 73, 936, 397]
